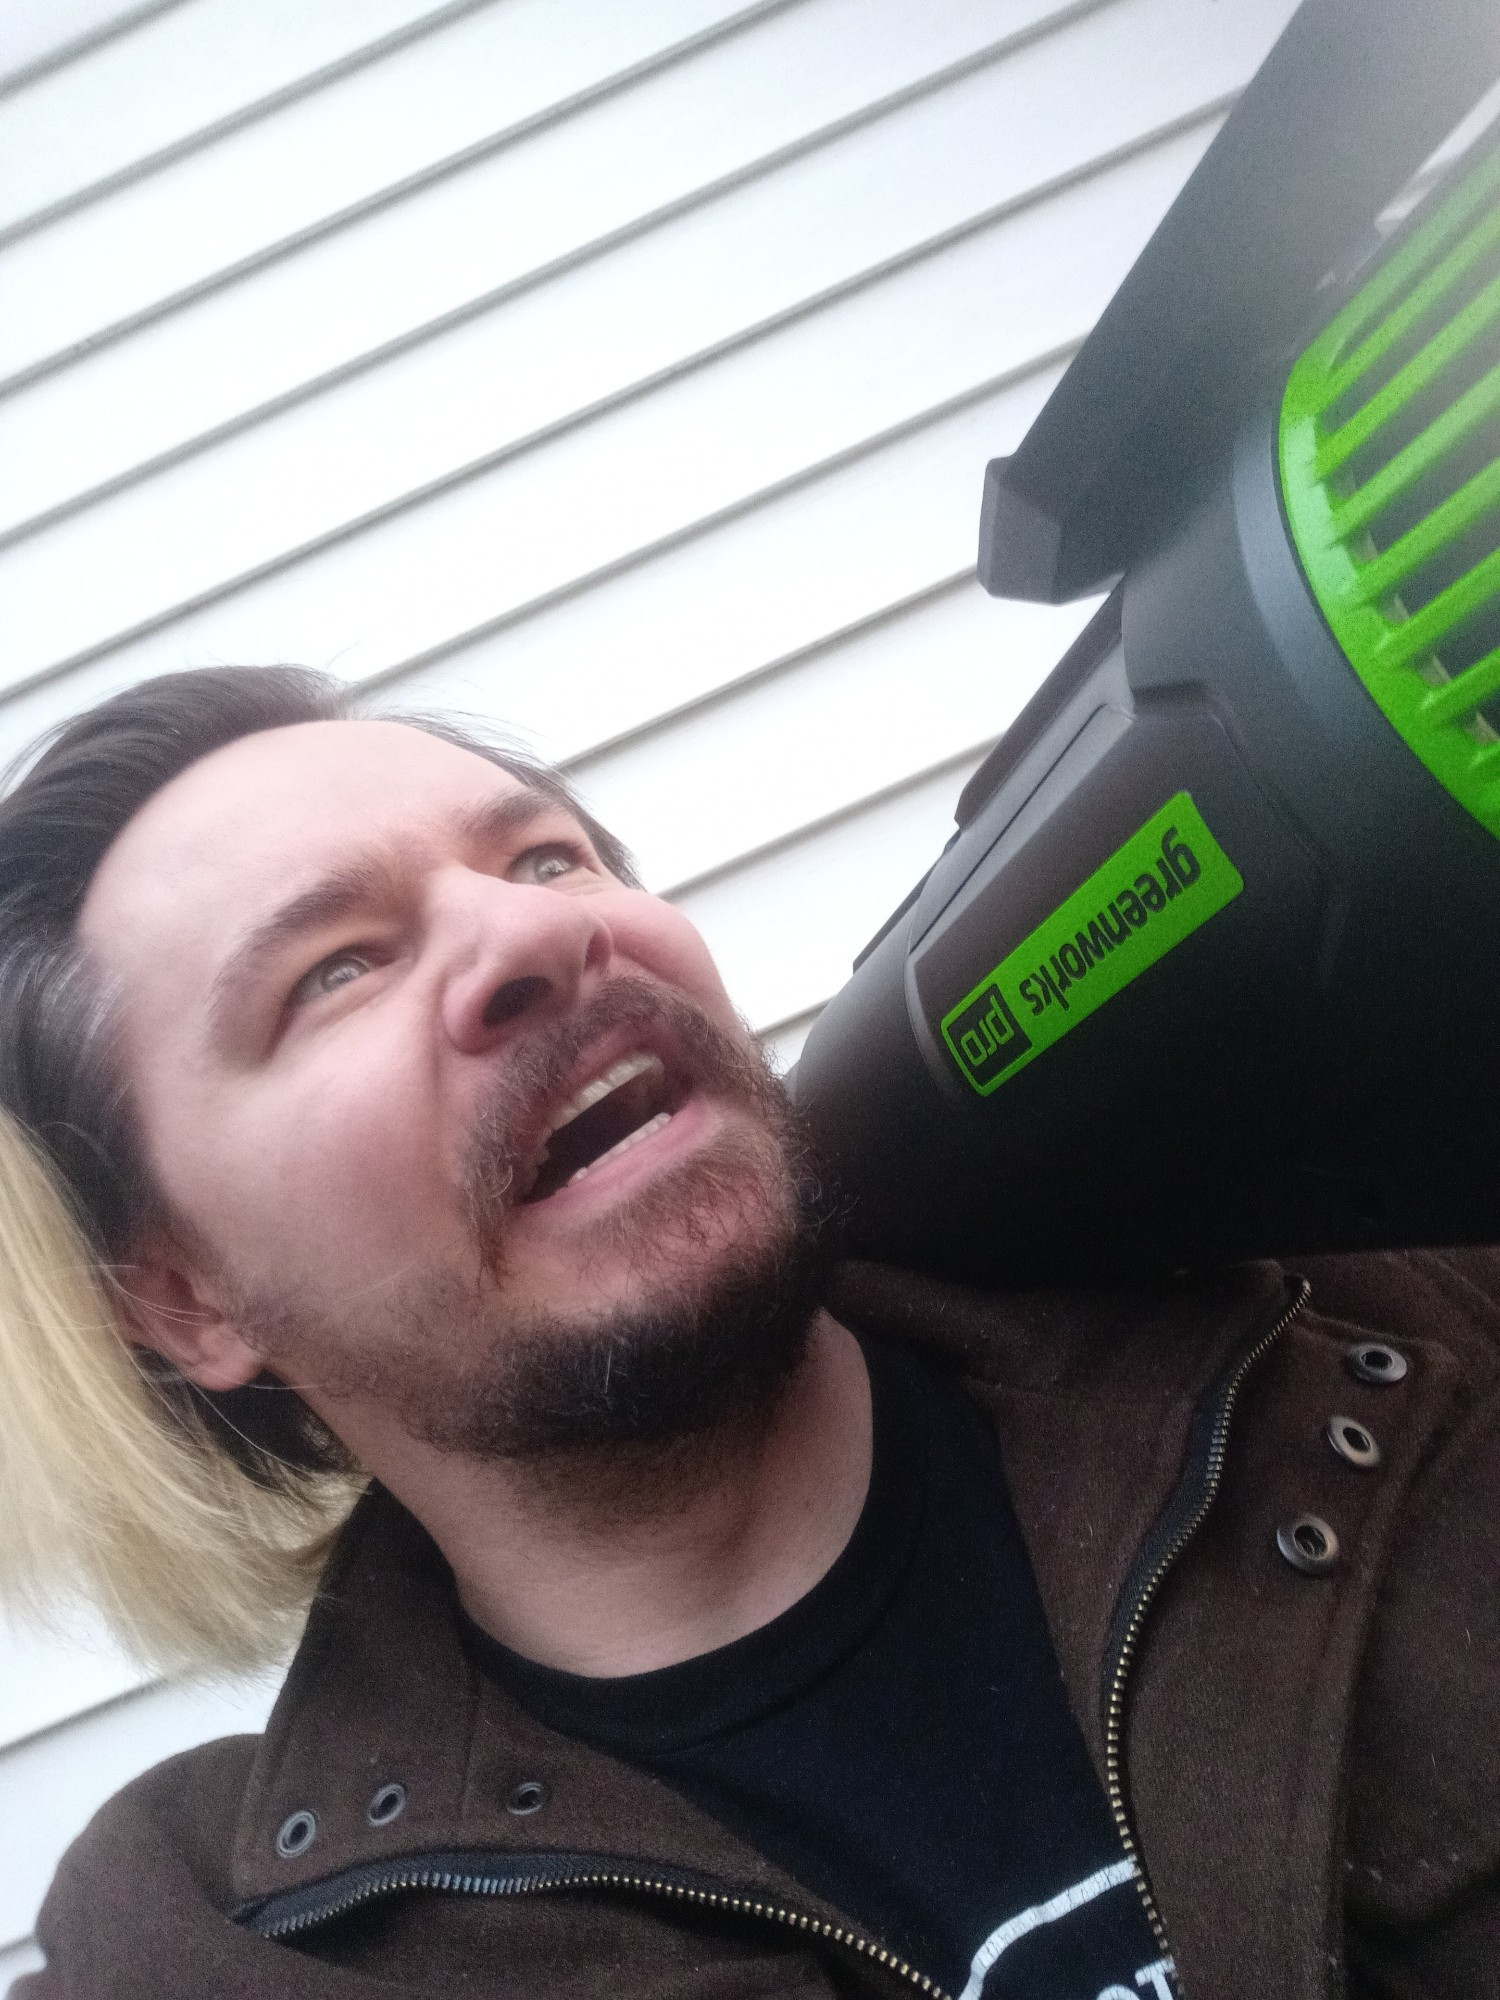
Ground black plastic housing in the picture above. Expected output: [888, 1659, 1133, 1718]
[793, 405, 1500, 1284]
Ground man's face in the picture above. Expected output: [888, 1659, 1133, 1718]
[78, 719, 823, 1465]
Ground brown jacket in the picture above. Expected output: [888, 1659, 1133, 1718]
[17, 1253, 1500, 2000]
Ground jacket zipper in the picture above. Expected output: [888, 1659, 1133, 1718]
[242, 1281, 1309, 1994]
[242, 1849, 954, 1997]
[1099, 1276, 1311, 1957]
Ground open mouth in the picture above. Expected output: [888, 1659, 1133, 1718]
[521, 1050, 682, 1204]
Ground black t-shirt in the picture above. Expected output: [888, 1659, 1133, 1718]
[466, 1334, 1175, 2000]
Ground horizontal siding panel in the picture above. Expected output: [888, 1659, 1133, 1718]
[0, 1936, 43, 1984]
[378, 370, 1064, 750]
[0, 125, 1215, 694]
[676, 755, 985, 1029]
[0, 1612, 147, 1754]
[0, 1670, 281, 1952]
[0, 0, 1285, 542]
[0, 116, 1243, 654]
[1, 0, 752, 247]
[0, 0, 166, 91]
[0, 0, 1074, 388]
[0, 0, 461, 234]
[0, 0, 1208, 536]
[571, 583, 1094, 894]
[0, 365, 1058, 773]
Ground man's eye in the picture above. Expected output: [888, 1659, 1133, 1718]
[512, 843, 580, 886]
[292, 949, 375, 1004]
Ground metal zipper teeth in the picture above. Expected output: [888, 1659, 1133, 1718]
[1101, 1277, 1311, 1956]
[254, 1858, 953, 1998]
[244, 1293, 1317, 1989]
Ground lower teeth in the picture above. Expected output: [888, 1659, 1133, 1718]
[566, 1110, 672, 1186]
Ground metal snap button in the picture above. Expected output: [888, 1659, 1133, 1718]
[1326, 1414, 1380, 1469]
[507, 1779, 549, 1816]
[1276, 1515, 1341, 1574]
[1345, 1341, 1408, 1385]
[274, 1809, 318, 1858]
[366, 1782, 407, 1827]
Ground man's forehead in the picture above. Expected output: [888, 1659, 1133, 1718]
[79, 718, 537, 952]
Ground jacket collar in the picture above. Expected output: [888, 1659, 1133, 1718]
[829, 1255, 1289, 1399]
[230, 1486, 842, 1916]
[831, 1256, 1293, 1764]
[231, 1259, 1287, 1913]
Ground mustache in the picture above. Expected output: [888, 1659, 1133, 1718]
[461, 976, 782, 1260]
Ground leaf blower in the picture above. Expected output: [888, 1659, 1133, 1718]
[791, 0, 1500, 1284]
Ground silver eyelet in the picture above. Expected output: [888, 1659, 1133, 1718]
[1345, 1341, 1408, 1386]
[507, 1779, 549, 1816]
[1276, 1514, 1340, 1574]
[366, 1782, 407, 1827]
[1326, 1414, 1380, 1469]
[274, 1809, 318, 1859]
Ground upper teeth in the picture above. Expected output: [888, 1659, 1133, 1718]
[546, 1050, 660, 1138]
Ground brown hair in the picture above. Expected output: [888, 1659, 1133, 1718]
[0, 667, 635, 1669]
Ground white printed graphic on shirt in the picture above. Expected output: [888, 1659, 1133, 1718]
[1096, 1961, 1178, 2000]
[956, 1859, 1141, 2000]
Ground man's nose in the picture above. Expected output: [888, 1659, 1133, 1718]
[438, 870, 613, 1055]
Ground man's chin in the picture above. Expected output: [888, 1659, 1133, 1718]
[406, 1118, 839, 1468]
[388, 1204, 835, 1491]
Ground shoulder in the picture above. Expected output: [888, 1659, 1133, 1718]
[21, 1734, 260, 1997]
[829, 1254, 1290, 1392]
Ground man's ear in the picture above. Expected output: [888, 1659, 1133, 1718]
[113, 1253, 264, 1393]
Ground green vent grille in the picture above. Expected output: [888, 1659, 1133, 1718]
[1279, 140, 1500, 838]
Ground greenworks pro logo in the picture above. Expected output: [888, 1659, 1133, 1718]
[940, 793, 1243, 1096]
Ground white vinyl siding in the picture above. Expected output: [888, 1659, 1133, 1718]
[0, 0, 1299, 1975]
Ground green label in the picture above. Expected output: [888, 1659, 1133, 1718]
[940, 792, 1243, 1096]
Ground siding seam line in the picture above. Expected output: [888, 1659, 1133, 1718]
[755, 1001, 827, 1044]
[664, 737, 993, 902]
[0, 1674, 165, 1762]
[0, 0, 807, 373]
[0, 69, 1212, 555]
[0, 0, 191, 100]
[0, 89, 1228, 640]
[0, 0, 756, 248]
[0, 0, 1113, 401]
[560, 571, 977, 772]
[326, 356, 1080, 683]
[0, 344, 1074, 715]
[295, 353, 1075, 695]
[0, 3, 1120, 541]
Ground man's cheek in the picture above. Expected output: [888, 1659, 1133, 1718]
[297, 1102, 451, 1249]
[215, 1094, 452, 1288]
[616, 900, 738, 1017]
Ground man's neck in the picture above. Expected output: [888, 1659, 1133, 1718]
[377, 1311, 872, 1678]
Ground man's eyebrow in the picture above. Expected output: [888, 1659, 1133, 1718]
[450, 787, 560, 851]
[205, 854, 400, 1043]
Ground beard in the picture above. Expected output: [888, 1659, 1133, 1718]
[221, 979, 843, 1492]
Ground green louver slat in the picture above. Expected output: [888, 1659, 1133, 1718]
[1280, 139, 1500, 841]
[1324, 358, 1500, 542]
[1351, 452, 1500, 600]
[1315, 269, 1500, 481]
